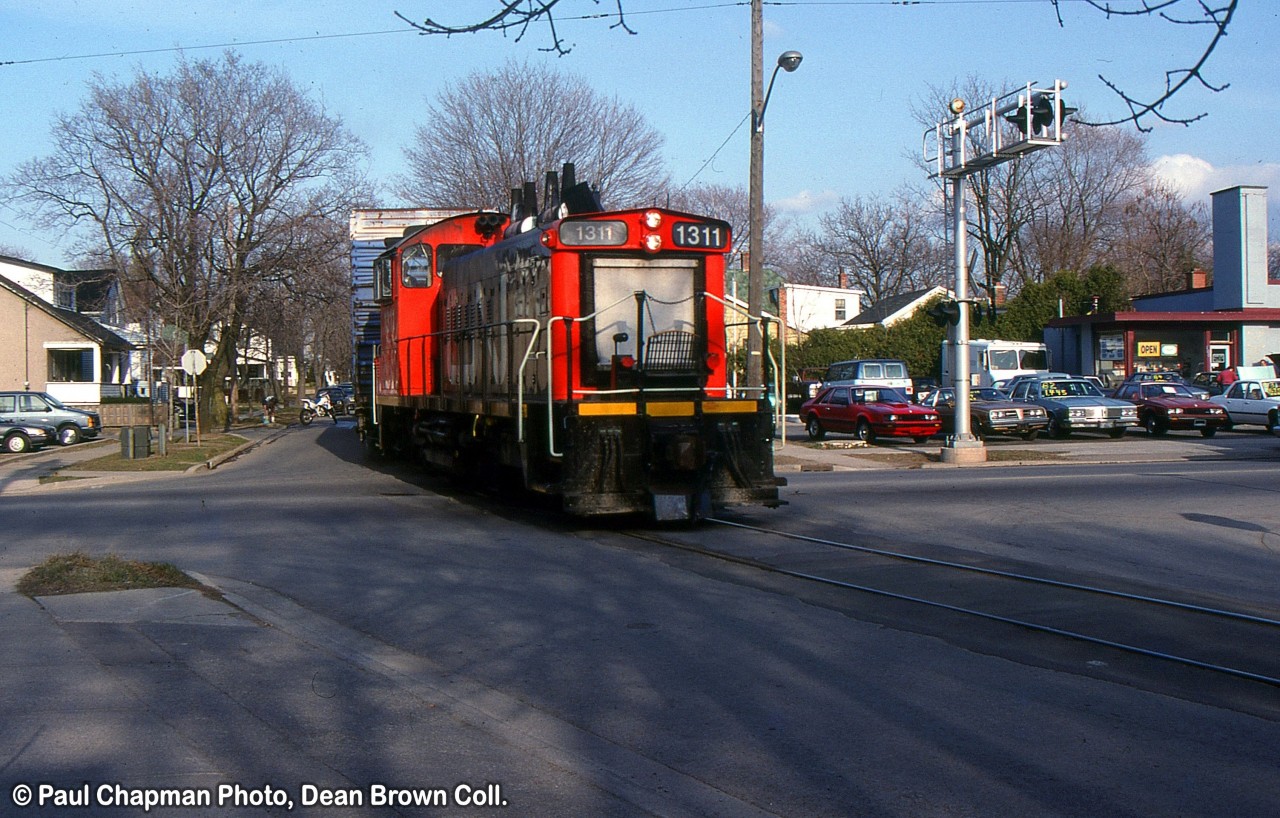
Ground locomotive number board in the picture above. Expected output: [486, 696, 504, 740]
[559, 219, 628, 246]
[672, 222, 728, 249]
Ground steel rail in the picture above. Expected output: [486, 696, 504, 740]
[709, 518, 1280, 629]
[625, 526, 1280, 688]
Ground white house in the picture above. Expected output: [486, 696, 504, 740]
[768, 281, 866, 342]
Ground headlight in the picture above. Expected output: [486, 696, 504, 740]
[1069, 408, 1086, 418]
[1169, 408, 1183, 415]
[1122, 408, 1138, 417]
[886, 414, 898, 422]
[1028, 408, 1046, 417]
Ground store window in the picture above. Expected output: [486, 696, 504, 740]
[1132, 328, 1204, 378]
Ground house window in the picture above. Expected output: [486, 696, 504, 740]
[834, 298, 846, 321]
[48, 349, 94, 382]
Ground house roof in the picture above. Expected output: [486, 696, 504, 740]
[0, 271, 133, 349]
[842, 287, 946, 327]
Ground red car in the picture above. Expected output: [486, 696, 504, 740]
[800, 385, 941, 444]
[1113, 380, 1228, 437]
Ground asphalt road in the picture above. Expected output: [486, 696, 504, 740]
[2, 425, 1278, 817]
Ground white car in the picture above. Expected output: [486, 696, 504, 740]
[1210, 379, 1280, 432]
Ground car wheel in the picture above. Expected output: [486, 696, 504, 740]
[1200, 427, 1217, 438]
[1048, 416, 1069, 439]
[912, 436, 932, 444]
[1021, 430, 1039, 441]
[1145, 414, 1168, 437]
[1268, 411, 1279, 433]
[805, 416, 825, 441]
[855, 419, 877, 444]
[57, 424, 81, 446]
[4, 432, 30, 453]
[1108, 427, 1126, 439]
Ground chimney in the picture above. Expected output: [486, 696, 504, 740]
[1187, 268, 1208, 290]
[993, 283, 1007, 306]
[839, 269, 851, 289]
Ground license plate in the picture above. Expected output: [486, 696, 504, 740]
[1193, 419, 1206, 427]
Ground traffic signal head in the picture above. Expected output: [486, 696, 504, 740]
[927, 299, 961, 327]
[1005, 93, 1077, 136]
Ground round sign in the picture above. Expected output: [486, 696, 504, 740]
[180, 349, 208, 376]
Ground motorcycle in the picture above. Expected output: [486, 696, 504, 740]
[298, 394, 338, 426]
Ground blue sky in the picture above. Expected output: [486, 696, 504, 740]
[1, 0, 1276, 266]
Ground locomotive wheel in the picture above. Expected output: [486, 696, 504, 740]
[805, 416, 825, 441]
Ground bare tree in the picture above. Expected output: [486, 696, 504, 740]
[397, 59, 668, 210]
[814, 190, 948, 305]
[3, 52, 367, 424]
[1107, 181, 1212, 295]
[1017, 119, 1150, 280]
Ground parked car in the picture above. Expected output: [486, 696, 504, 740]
[1, 420, 55, 453]
[995, 372, 1072, 395]
[1209, 378, 1280, 432]
[1116, 370, 1209, 399]
[821, 358, 914, 397]
[1189, 371, 1225, 396]
[785, 367, 827, 414]
[919, 387, 1050, 441]
[800, 385, 941, 444]
[1112, 381, 1228, 437]
[0, 391, 102, 445]
[1008, 377, 1139, 439]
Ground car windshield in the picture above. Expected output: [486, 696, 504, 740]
[970, 388, 1005, 401]
[1039, 380, 1102, 398]
[39, 393, 66, 409]
[1142, 383, 1195, 398]
[864, 388, 909, 403]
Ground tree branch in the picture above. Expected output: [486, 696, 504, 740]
[1054, 0, 1237, 131]
[395, 0, 635, 55]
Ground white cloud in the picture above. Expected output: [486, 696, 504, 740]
[1151, 154, 1280, 205]
[773, 189, 839, 214]
[1151, 155, 1280, 237]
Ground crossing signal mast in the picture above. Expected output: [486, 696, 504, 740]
[922, 80, 1074, 464]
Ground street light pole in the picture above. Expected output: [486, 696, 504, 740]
[747, 0, 802, 392]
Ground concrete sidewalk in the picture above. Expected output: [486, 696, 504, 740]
[0, 569, 778, 817]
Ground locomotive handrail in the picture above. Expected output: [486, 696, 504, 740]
[703, 291, 787, 443]
[545, 291, 642, 457]
[511, 318, 542, 443]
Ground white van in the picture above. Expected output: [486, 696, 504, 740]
[821, 358, 913, 396]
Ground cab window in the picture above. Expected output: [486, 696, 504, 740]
[401, 245, 432, 288]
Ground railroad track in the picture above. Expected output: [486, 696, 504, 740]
[624, 518, 1280, 711]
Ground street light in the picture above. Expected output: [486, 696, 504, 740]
[746, 44, 803, 392]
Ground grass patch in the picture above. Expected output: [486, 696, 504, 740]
[66, 433, 247, 472]
[16, 552, 202, 597]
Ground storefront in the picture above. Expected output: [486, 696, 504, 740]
[1047, 310, 1280, 388]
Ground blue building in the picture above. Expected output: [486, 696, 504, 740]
[1046, 185, 1279, 386]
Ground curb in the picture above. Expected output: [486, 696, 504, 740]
[186, 426, 293, 472]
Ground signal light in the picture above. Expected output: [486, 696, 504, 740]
[927, 299, 962, 327]
[1005, 93, 1077, 136]
[643, 210, 663, 229]
[643, 233, 662, 253]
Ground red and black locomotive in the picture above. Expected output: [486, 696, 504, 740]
[357, 166, 779, 520]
